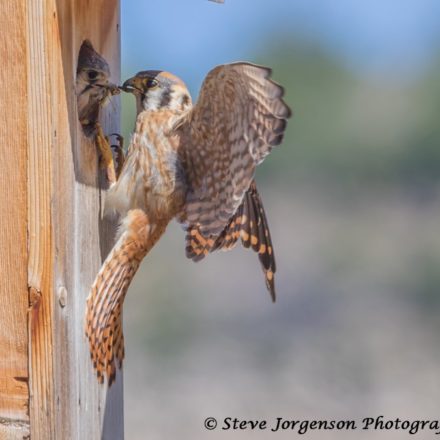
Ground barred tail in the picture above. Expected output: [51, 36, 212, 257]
[85, 209, 166, 385]
[240, 182, 276, 301]
[186, 181, 276, 301]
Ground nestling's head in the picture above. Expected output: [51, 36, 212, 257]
[76, 40, 111, 87]
[76, 40, 120, 135]
[122, 71, 192, 114]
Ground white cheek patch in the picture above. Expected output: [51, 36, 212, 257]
[143, 88, 163, 111]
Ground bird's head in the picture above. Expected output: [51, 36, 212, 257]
[121, 71, 192, 114]
[76, 40, 119, 98]
[76, 40, 119, 134]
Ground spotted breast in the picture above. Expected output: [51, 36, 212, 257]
[106, 109, 187, 222]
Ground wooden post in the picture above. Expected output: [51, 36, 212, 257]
[0, 0, 123, 438]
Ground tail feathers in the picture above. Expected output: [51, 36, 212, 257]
[240, 182, 276, 301]
[185, 181, 276, 301]
[85, 209, 165, 385]
[212, 204, 243, 252]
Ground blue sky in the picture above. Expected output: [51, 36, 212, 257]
[122, 0, 440, 91]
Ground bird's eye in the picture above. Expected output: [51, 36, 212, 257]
[145, 79, 159, 89]
[87, 70, 99, 81]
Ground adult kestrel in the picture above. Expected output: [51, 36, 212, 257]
[85, 62, 291, 384]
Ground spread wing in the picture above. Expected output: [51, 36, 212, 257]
[177, 62, 291, 237]
[186, 181, 277, 301]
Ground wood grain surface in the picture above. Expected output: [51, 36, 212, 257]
[0, 1, 30, 439]
[0, 0, 122, 438]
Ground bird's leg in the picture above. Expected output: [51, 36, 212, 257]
[110, 134, 125, 180]
[95, 122, 116, 184]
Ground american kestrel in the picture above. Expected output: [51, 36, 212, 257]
[85, 63, 291, 384]
[76, 40, 121, 183]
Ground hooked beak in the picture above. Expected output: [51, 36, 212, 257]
[120, 77, 142, 94]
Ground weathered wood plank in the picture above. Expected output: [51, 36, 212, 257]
[53, 0, 123, 438]
[26, 1, 57, 439]
[0, 1, 31, 438]
[1, 0, 122, 438]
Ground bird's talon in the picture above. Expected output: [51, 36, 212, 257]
[95, 123, 117, 184]
[110, 133, 125, 179]
[110, 133, 123, 142]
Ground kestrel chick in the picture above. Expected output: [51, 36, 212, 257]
[86, 63, 291, 384]
[76, 40, 119, 133]
[76, 40, 121, 182]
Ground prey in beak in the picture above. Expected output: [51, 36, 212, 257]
[120, 77, 144, 94]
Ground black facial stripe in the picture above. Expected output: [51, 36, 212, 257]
[181, 94, 190, 108]
[159, 90, 171, 108]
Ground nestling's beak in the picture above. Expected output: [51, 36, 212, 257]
[120, 77, 142, 94]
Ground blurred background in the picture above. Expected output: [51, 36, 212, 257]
[120, 0, 440, 438]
